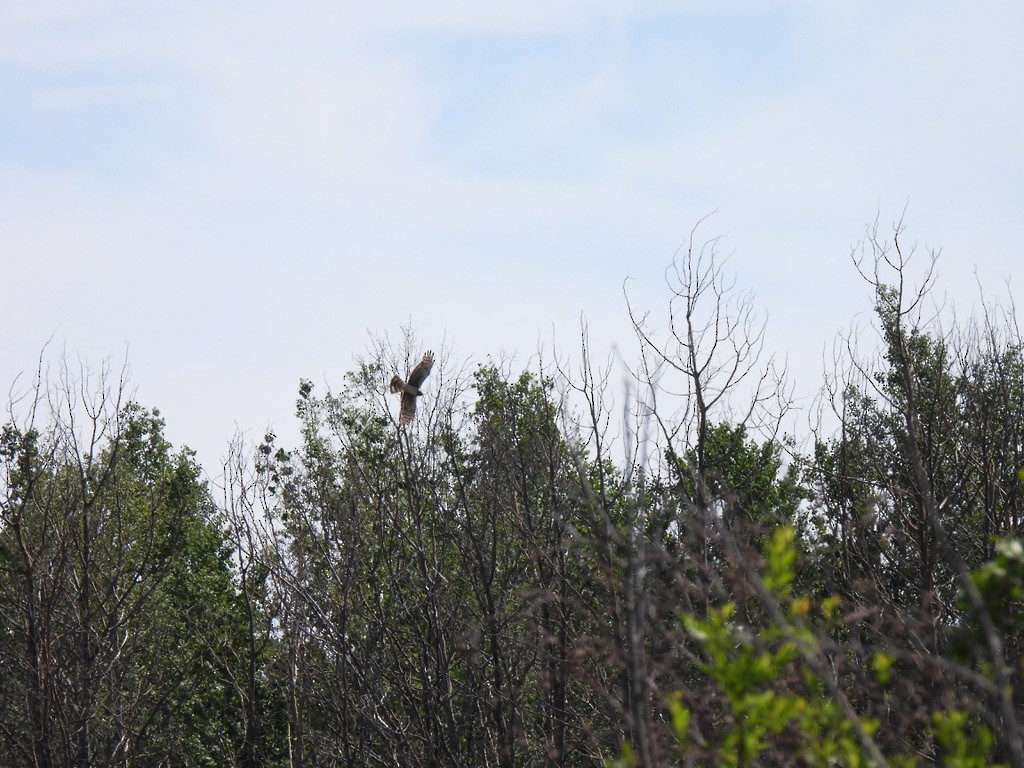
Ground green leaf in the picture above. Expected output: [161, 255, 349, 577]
[872, 651, 894, 684]
[667, 692, 691, 743]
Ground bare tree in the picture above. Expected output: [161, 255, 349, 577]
[625, 218, 790, 474]
[542, 223, 798, 765]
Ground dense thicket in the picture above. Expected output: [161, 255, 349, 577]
[0, 365, 250, 766]
[2, 221, 1022, 766]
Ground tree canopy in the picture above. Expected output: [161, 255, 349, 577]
[3, 221, 1023, 766]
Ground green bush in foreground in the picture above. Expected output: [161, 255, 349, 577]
[612, 526, 1008, 767]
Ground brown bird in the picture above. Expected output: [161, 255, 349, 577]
[390, 351, 435, 424]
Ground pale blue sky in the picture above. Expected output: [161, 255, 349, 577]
[2, 2, 1021, 472]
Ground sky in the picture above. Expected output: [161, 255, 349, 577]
[2, 1, 1021, 476]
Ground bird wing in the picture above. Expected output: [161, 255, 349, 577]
[406, 350, 435, 388]
[399, 392, 417, 424]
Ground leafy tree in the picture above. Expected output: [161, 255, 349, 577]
[805, 220, 1024, 763]
[460, 365, 595, 766]
[0, 363, 250, 767]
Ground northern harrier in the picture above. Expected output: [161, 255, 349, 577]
[390, 351, 435, 425]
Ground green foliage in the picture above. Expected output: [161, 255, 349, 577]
[0, 400, 252, 765]
[684, 603, 803, 766]
[677, 423, 803, 533]
[931, 710, 1001, 768]
[659, 526, 1004, 767]
[971, 538, 1024, 629]
[672, 528, 871, 766]
[806, 283, 1024, 628]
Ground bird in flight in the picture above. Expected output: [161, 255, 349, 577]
[390, 351, 435, 425]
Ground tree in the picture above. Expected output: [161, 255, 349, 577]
[457, 364, 592, 767]
[806, 217, 1024, 764]
[0, 357, 250, 767]
[249, 339, 486, 766]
